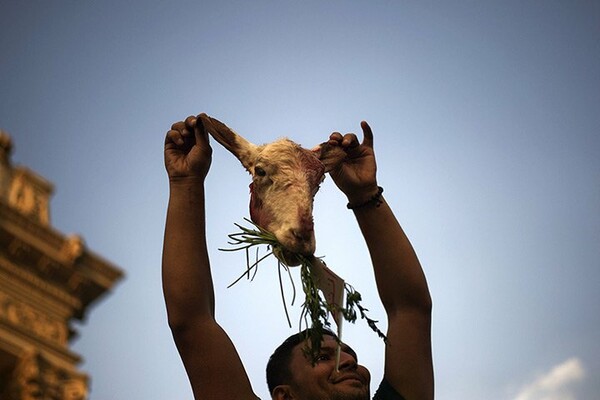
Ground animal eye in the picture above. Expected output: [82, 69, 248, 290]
[255, 166, 267, 177]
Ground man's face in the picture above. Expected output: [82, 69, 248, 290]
[285, 335, 371, 400]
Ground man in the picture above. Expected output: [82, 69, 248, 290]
[163, 114, 433, 399]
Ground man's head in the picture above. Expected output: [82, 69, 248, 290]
[266, 329, 371, 400]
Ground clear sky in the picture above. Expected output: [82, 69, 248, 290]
[1, 1, 599, 399]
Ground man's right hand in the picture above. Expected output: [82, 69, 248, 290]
[164, 114, 212, 181]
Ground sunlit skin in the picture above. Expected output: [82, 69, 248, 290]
[163, 115, 433, 399]
[273, 335, 371, 400]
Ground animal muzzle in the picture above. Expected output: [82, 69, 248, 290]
[291, 228, 316, 254]
[277, 224, 316, 256]
[250, 208, 316, 261]
[269, 212, 316, 263]
[272, 227, 316, 266]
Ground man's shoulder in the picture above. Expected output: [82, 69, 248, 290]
[372, 378, 406, 400]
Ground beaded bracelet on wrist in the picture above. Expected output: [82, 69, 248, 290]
[347, 186, 384, 209]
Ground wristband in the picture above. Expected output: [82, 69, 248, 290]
[346, 186, 384, 209]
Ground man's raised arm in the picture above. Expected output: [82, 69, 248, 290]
[162, 115, 257, 400]
[327, 122, 434, 400]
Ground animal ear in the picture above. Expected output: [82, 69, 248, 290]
[312, 142, 346, 173]
[198, 113, 258, 171]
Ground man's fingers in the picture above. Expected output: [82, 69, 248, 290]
[170, 120, 192, 139]
[171, 121, 185, 131]
[166, 129, 184, 146]
[194, 114, 210, 147]
[342, 133, 360, 148]
[167, 115, 197, 147]
[184, 115, 196, 130]
[170, 117, 196, 137]
[329, 132, 343, 141]
[360, 121, 373, 148]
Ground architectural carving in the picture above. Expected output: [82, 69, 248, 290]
[0, 130, 122, 399]
[1, 351, 90, 400]
[62, 378, 87, 400]
[60, 236, 84, 265]
[7, 168, 53, 225]
[0, 291, 68, 346]
[2, 351, 42, 400]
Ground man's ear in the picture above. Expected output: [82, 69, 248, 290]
[271, 385, 294, 400]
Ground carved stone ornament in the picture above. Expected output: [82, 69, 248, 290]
[0, 291, 68, 346]
[1, 351, 88, 400]
[62, 378, 88, 400]
[2, 351, 42, 400]
[7, 169, 52, 225]
[60, 235, 85, 265]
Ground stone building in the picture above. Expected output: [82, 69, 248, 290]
[0, 131, 123, 400]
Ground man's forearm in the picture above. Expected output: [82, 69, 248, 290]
[162, 179, 215, 329]
[353, 196, 431, 314]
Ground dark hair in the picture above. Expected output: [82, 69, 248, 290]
[266, 328, 338, 395]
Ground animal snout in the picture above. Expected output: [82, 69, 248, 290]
[291, 215, 315, 243]
[292, 228, 313, 241]
[286, 224, 315, 256]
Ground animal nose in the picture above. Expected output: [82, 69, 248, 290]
[289, 224, 315, 256]
[299, 215, 314, 233]
[292, 228, 312, 241]
[294, 215, 314, 238]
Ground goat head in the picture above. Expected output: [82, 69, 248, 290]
[199, 114, 345, 265]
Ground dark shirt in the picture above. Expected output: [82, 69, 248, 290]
[372, 378, 406, 400]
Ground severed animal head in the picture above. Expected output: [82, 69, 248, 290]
[199, 114, 345, 265]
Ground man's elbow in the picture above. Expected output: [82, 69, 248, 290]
[386, 289, 432, 317]
[420, 291, 433, 315]
[164, 290, 215, 331]
[406, 293, 433, 317]
[166, 307, 215, 336]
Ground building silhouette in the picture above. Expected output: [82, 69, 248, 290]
[0, 131, 123, 400]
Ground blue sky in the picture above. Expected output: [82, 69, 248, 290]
[1, 1, 599, 399]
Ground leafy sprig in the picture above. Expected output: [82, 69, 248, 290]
[221, 219, 387, 362]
